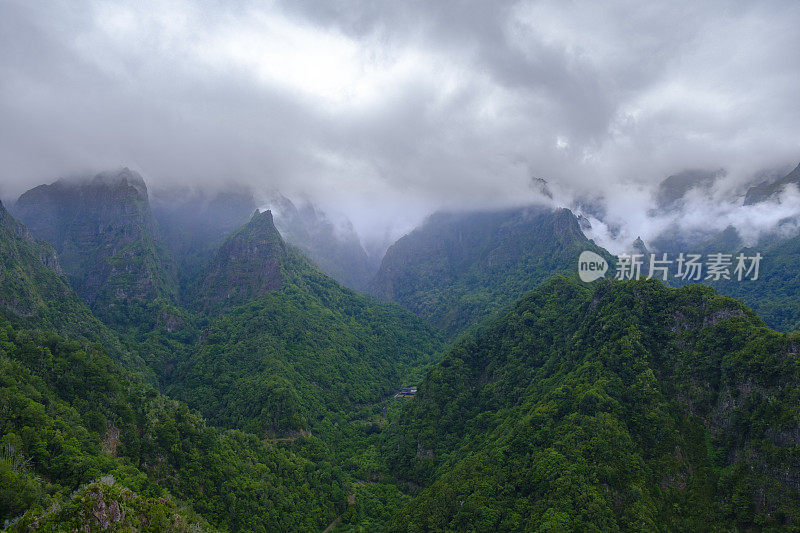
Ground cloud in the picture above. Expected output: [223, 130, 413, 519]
[1, 0, 799, 247]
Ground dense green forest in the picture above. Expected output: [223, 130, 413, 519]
[0, 316, 351, 531]
[386, 276, 800, 531]
[171, 210, 443, 435]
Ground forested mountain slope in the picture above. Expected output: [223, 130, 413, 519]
[0, 317, 345, 531]
[369, 205, 606, 337]
[0, 198, 149, 375]
[171, 209, 444, 435]
[0, 196, 346, 531]
[13, 169, 178, 328]
[387, 277, 800, 531]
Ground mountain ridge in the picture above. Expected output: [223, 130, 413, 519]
[369, 205, 606, 337]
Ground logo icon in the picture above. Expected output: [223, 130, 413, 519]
[578, 251, 608, 282]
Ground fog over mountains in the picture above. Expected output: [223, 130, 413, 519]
[2, 0, 800, 248]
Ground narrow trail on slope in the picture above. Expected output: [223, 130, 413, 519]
[321, 493, 356, 533]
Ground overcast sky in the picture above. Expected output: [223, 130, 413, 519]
[1, 0, 799, 245]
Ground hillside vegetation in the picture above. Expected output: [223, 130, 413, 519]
[388, 277, 800, 531]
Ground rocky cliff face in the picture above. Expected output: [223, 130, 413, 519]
[194, 209, 286, 313]
[0, 199, 140, 370]
[13, 168, 177, 326]
[0, 199, 63, 276]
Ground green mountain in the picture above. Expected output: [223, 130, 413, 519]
[387, 277, 800, 531]
[0, 195, 346, 531]
[150, 186, 258, 296]
[172, 209, 444, 436]
[0, 197, 72, 324]
[8, 166, 800, 531]
[369, 205, 605, 337]
[0, 316, 345, 531]
[191, 209, 285, 314]
[0, 198, 152, 374]
[152, 186, 378, 293]
[13, 169, 178, 328]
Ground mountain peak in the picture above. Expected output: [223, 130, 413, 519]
[12, 170, 176, 326]
[90, 167, 148, 195]
[261, 193, 376, 291]
[632, 235, 649, 253]
[245, 208, 280, 238]
[369, 204, 598, 337]
[195, 207, 286, 312]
